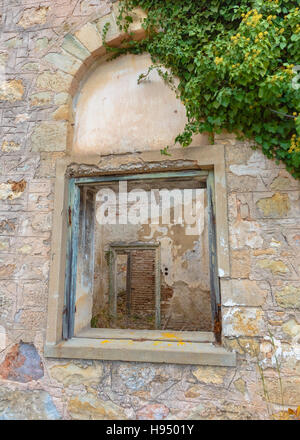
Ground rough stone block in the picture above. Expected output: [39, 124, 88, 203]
[1, 141, 21, 152]
[0, 238, 9, 251]
[28, 192, 53, 211]
[0, 179, 26, 201]
[68, 393, 125, 420]
[21, 63, 40, 72]
[0, 261, 16, 278]
[35, 37, 49, 51]
[52, 105, 70, 121]
[136, 404, 169, 420]
[54, 92, 69, 105]
[223, 337, 260, 357]
[229, 150, 267, 175]
[230, 218, 263, 250]
[262, 376, 300, 406]
[36, 71, 73, 93]
[62, 34, 91, 61]
[256, 259, 289, 275]
[270, 174, 300, 191]
[234, 378, 247, 394]
[18, 309, 46, 330]
[282, 319, 300, 340]
[21, 282, 47, 308]
[0, 342, 44, 383]
[0, 79, 24, 102]
[0, 281, 16, 322]
[35, 152, 65, 178]
[0, 389, 60, 420]
[50, 362, 103, 387]
[30, 121, 68, 152]
[44, 51, 82, 75]
[231, 249, 251, 278]
[30, 92, 53, 107]
[18, 6, 49, 29]
[256, 192, 291, 218]
[96, 13, 119, 42]
[75, 22, 103, 53]
[275, 285, 300, 309]
[223, 307, 265, 337]
[222, 280, 268, 306]
[192, 366, 228, 384]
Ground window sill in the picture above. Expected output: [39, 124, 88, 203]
[76, 328, 215, 343]
[44, 331, 236, 366]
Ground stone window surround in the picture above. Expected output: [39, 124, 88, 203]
[44, 145, 236, 366]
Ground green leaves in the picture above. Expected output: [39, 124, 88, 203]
[114, 0, 300, 179]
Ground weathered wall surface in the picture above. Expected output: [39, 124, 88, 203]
[93, 186, 212, 331]
[0, 0, 299, 420]
[93, 187, 211, 331]
[73, 53, 209, 154]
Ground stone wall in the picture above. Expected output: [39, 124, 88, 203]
[0, 0, 299, 420]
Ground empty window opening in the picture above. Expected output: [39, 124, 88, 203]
[64, 171, 219, 339]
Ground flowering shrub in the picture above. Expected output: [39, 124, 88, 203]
[112, 0, 300, 178]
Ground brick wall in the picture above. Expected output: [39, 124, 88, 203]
[129, 249, 156, 329]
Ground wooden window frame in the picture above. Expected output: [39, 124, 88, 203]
[44, 146, 235, 366]
[62, 170, 221, 339]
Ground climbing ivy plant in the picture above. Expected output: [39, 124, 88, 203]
[107, 0, 300, 178]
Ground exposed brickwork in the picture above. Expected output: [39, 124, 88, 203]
[129, 249, 156, 329]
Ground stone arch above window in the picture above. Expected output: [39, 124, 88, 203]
[40, 3, 149, 154]
[41, 3, 209, 156]
[73, 53, 209, 155]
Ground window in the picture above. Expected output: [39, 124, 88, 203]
[45, 146, 236, 366]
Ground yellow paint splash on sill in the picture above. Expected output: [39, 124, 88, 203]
[160, 332, 186, 345]
[160, 332, 177, 339]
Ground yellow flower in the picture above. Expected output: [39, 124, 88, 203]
[289, 134, 300, 153]
[214, 56, 223, 65]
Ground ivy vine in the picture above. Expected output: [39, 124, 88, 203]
[106, 0, 300, 178]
